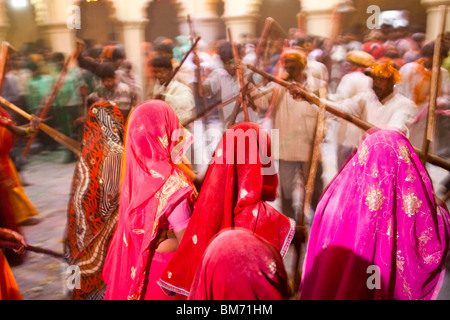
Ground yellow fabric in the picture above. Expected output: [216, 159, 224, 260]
[346, 50, 375, 67]
[0, 125, 38, 225]
[6, 159, 38, 224]
[367, 58, 402, 83]
[0, 251, 23, 300]
[282, 48, 307, 68]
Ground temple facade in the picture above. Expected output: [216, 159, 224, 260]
[0, 0, 448, 87]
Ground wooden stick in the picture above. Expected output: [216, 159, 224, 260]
[163, 36, 201, 88]
[182, 81, 264, 127]
[255, 17, 275, 61]
[422, 5, 447, 164]
[292, 87, 328, 292]
[228, 28, 249, 123]
[263, 39, 289, 123]
[187, 15, 208, 113]
[228, 18, 276, 127]
[22, 42, 83, 158]
[0, 96, 81, 155]
[302, 87, 327, 225]
[0, 42, 10, 92]
[0, 240, 64, 260]
[296, 12, 307, 38]
[246, 63, 450, 172]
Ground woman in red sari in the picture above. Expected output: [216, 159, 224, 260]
[188, 228, 291, 300]
[102, 100, 197, 300]
[158, 122, 295, 299]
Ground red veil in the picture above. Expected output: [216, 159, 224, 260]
[158, 122, 295, 298]
[103, 100, 196, 300]
[188, 228, 291, 300]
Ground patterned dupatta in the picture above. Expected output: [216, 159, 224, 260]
[103, 100, 196, 300]
[300, 129, 450, 300]
[158, 122, 295, 298]
[64, 101, 125, 300]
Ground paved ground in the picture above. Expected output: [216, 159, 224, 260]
[8, 144, 450, 300]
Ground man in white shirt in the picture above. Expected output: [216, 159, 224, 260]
[329, 50, 375, 168]
[148, 55, 196, 125]
[252, 48, 324, 221]
[337, 58, 417, 138]
[202, 41, 260, 131]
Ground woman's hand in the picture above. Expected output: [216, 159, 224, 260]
[0, 228, 27, 254]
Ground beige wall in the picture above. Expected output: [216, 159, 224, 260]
[5, 1, 40, 49]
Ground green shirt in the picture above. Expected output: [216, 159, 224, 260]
[25, 74, 54, 112]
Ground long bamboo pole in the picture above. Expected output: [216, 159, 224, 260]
[227, 28, 249, 124]
[163, 36, 201, 88]
[0, 240, 64, 259]
[0, 42, 10, 92]
[263, 39, 289, 123]
[0, 96, 81, 155]
[422, 5, 447, 164]
[246, 64, 450, 172]
[292, 87, 328, 292]
[182, 82, 264, 128]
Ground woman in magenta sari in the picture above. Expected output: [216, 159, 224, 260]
[158, 122, 295, 299]
[188, 228, 291, 300]
[300, 129, 450, 300]
[102, 100, 197, 300]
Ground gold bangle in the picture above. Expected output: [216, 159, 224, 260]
[25, 127, 33, 137]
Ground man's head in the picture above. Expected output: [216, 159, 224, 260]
[420, 41, 448, 69]
[52, 52, 65, 69]
[151, 55, 173, 84]
[282, 48, 307, 80]
[101, 45, 126, 64]
[365, 58, 401, 101]
[153, 42, 174, 61]
[97, 63, 117, 91]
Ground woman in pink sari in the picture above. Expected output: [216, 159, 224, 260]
[300, 129, 450, 300]
[103, 100, 197, 300]
[188, 228, 291, 300]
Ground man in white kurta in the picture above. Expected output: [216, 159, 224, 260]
[149, 55, 196, 125]
[336, 58, 417, 139]
[253, 48, 325, 221]
[328, 51, 375, 168]
[203, 41, 260, 131]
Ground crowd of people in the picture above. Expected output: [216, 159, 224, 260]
[0, 19, 450, 301]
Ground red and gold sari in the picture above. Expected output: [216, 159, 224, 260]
[158, 122, 295, 298]
[102, 100, 197, 300]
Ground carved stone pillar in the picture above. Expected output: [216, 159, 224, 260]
[38, 21, 76, 56]
[421, 0, 450, 41]
[222, 0, 261, 40]
[120, 18, 147, 99]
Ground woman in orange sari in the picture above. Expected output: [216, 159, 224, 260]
[0, 107, 38, 265]
[0, 227, 26, 300]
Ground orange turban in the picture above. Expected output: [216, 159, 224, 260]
[282, 48, 307, 68]
[366, 58, 402, 83]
